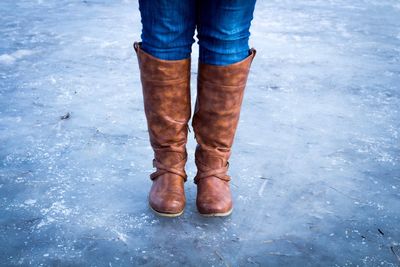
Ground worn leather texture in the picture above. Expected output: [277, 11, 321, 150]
[134, 42, 191, 215]
[192, 49, 256, 215]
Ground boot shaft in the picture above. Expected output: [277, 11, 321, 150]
[134, 42, 191, 177]
[192, 49, 256, 170]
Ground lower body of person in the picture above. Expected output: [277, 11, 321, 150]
[134, 0, 257, 217]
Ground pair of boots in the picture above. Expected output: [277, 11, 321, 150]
[134, 42, 256, 217]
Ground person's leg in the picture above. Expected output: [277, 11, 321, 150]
[196, 0, 256, 65]
[192, 0, 257, 216]
[138, 0, 196, 60]
[135, 0, 196, 217]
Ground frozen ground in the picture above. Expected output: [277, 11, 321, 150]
[1, 0, 399, 266]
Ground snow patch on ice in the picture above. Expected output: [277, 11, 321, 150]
[0, 54, 15, 65]
[24, 199, 37, 206]
[0, 49, 36, 65]
[113, 229, 129, 244]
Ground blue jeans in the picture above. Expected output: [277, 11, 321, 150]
[138, 0, 256, 66]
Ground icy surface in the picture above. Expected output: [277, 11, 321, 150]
[1, 0, 400, 266]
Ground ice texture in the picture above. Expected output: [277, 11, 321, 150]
[0, 0, 399, 266]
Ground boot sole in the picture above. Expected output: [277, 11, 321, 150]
[148, 202, 184, 217]
[198, 208, 233, 217]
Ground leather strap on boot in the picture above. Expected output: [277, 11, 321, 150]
[151, 157, 188, 182]
[193, 158, 230, 184]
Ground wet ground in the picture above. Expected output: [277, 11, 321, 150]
[1, 0, 400, 266]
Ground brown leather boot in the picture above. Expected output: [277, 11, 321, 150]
[192, 49, 256, 216]
[134, 42, 191, 217]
